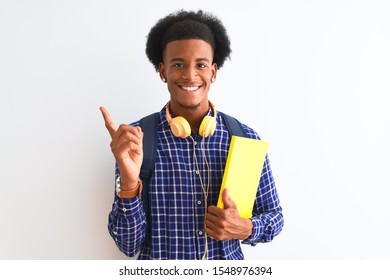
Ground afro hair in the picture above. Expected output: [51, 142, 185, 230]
[145, 10, 231, 71]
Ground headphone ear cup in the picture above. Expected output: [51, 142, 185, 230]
[199, 115, 216, 138]
[170, 116, 191, 138]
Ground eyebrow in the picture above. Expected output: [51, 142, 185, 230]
[169, 57, 211, 63]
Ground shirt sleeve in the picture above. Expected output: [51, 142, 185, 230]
[107, 194, 147, 257]
[241, 154, 284, 246]
[107, 165, 147, 258]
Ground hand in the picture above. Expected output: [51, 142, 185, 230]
[99, 106, 143, 190]
[205, 189, 253, 240]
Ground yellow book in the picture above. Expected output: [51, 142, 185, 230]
[217, 136, 269, 218]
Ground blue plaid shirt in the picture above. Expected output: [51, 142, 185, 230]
[108, 106, 284, 259]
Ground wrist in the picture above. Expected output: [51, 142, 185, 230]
[115, 176, 142, 199]
[240, 218, 254, 240]
[120, 179, 141, 191]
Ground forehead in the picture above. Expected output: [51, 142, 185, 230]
[163, 39, 214, 61]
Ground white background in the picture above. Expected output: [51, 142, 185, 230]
[0, 0, 389, 260]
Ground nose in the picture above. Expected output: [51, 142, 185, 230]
[182, 66, 197, 80]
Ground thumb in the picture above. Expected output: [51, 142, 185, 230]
[222, 188, 236, 209]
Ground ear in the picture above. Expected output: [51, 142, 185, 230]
[159, 62, 166, 82]
[211, 63, 218, 83]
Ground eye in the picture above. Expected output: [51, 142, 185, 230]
[197, 63, 206, 69]
[173, 63, 184, 68]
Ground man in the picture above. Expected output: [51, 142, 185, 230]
[100, 10, 283, 260]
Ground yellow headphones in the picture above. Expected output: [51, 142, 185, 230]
[165, 101, 217, 138]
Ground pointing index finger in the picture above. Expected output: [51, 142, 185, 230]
[99, 106, 116, 138]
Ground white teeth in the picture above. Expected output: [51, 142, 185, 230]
[181, 86, 199, 91]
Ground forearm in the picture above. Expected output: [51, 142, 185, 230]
[108, 196, 146, 257]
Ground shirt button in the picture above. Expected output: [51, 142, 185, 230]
[197, 200, 202, 205]
[198, 231, 203, 236]
[196, 170, 200, 174]
[122, 208, 127, 212]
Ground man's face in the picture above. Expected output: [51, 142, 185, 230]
[159, 39, 217, 112]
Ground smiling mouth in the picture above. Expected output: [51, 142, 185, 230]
[179, 85, 202, 91]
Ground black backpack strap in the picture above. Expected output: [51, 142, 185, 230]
[220, 112, 248, 138]
[138, 112, 159, 229]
